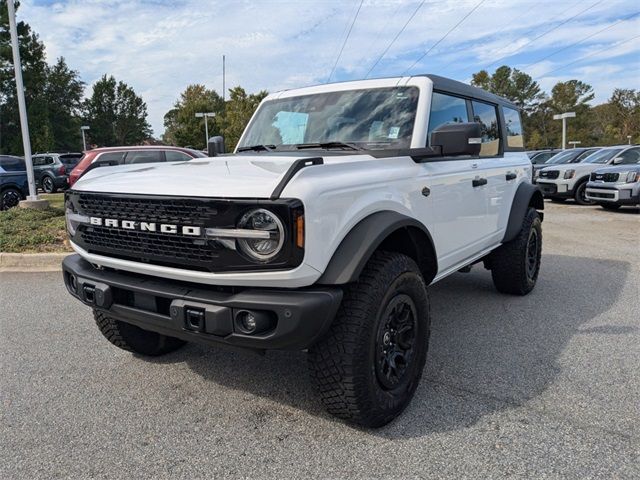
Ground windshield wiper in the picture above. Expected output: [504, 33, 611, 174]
[237, 144, 276, 152]
[294, 142, 363, 151]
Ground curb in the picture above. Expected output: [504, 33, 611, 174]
[0, 252, 71, 273]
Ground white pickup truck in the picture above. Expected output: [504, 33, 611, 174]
[63, 75, 544, 426]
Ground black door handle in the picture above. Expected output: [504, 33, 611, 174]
[506, 172, 517, 181]
[472, 177, 488, 187]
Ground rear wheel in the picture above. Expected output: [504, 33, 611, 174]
[574, 181, 593, 205]
[94, 310, 186, 356]
[42, 176, 56, 193]
[489, 207, 542, 295]
[308, 252, 430, 427]
[0, 188, 22, 210]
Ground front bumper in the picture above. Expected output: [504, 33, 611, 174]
[585, 184, 640, 205]
[536, 180, 572, 198]
[62, 255, 343, 351]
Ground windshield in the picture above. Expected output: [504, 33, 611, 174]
[238, 87, 419, 151]
[546, 150, 581, 164]
[582, 148, 622, 164]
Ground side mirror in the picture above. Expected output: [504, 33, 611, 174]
[612, 157, 623, 165]
[208, 136, 225, 157]
[430, 122, 482, 157]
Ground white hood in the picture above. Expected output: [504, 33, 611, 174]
[73, 155, 315, 198]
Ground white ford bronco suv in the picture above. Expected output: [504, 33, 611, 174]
[62, 75, 544, 427]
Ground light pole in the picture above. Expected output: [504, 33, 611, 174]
[553, 112, 576, 150]
[7, 0, 42, 205]
[627, 135, 632, 145]
[195, 112, 216, 148]
[80, 125, 90, 150]
[568, 141, 581, 149]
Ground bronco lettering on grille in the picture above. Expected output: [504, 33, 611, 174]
[89, 217, 201, 236]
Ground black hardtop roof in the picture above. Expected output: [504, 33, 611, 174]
[421, 74, 520, 110]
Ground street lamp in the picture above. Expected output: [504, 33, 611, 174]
[195, 112, 216, 148]
[568, 141, 581, 149]
[553, 112, 576, 150]
[80, 126, 90, 150]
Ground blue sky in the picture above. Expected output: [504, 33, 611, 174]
[20, 0, 640, 136]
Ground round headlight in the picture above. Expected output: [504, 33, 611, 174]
[237, 209, 285, 261]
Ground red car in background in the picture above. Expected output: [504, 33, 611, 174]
[68, 146, 207, 187]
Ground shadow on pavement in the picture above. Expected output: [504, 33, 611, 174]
[151, 254, 630, 435]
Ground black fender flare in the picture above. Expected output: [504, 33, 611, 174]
[502, 182, 544, 243]
[316, 211, 436, 285]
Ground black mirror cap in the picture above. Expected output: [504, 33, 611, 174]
[208, 136, 225, 157]
[430, 122, 482, 157]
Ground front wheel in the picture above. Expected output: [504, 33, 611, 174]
[94, 310, 186, 356]
[574, 181, 593, 205]
[308, 252, 430, 427]
[0, 188, 22, 210]
[489, 207, 542, 295]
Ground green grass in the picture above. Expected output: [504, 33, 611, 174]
[0, 193, 71, 253]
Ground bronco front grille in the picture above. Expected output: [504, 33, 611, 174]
[538, 170, 559, 179]
[67, 191, 304, 272]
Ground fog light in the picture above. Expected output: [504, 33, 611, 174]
[68, 274, 78, 293]
[234, 310, 275, 335]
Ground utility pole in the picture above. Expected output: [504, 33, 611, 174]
[195, 112, 216, 148]
[222, 55, 226, 102]
[80, 126, 90, 150]
[7, 0, 46, 207]
[553, 112, 576, 150]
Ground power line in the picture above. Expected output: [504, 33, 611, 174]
[327, 0, 365, 83]
[535, 33, 640, 79]
[364, 0, 426, 79]
[484, 0, 605, 70]
[402, 0, 486, 75]
[523, 11, 640, 70]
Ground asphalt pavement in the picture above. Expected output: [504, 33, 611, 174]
[1, 202, 639, 479]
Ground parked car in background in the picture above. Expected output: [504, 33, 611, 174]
[586, 160, 640, 210]
[537, 145, 640, 204]
[32, 152, 83, 193]
[527, 149, 558, 165]
[68, 146, 208, 187]
[0, 155, 28, 210]
[532, 147, 601, 181]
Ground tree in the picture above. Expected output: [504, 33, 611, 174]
[471, 66, 545, 114]
[83, 75, 151, 146]
[0, 0, 49, 154]
[216, 87, 268, 152]
[608, 88, 640, 143]
[162, 84, 223, 149]
[45, 57, 85, 151]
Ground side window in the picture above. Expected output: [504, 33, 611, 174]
[616, 148, 640, 164]
[575, 149, 597, 162]
[95, 152, 125, 164]
[44, 156, 55, 165]
[165, 151, 193, 162]
[32, 156, 45, 166]
[503, 107, 524, 149]
[124, 150, 164, 165]
[471, 101, 500, 157]
[427, 92, 469, 144]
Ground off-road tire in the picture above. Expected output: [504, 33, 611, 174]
[0, 187, 22, 210]
[94, 310, 186, 356]
[42, 175, 56, 194]
[308, 251, 430, 428]
[490, 207, 542, 295]
[600, 204, 620, 211]
[574, 180, 593, 205]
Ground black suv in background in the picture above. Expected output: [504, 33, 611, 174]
[32, 152, 83, 193]
[0, 155, 28, 210]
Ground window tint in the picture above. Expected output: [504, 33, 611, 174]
[472, 101, 500, 156]
[32, 156, 46, 166]
[583, 149, 622, 164]
[616, 147, 640, 164]
[575, 149, 599, 161]
[531, 152, 555, 164]
[124, 150, 164, 165]
[503, 107, 524, 148]
[96, 152, 126, 164]
[0, 156, 25, 171]
[427, 92, 469, 143]
[165, 151, 193, 162]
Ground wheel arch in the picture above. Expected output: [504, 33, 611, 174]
[502, 182, 544, 243]
[316, 211, 438, 285]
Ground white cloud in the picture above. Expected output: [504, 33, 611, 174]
[18, 0, 640, 136]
